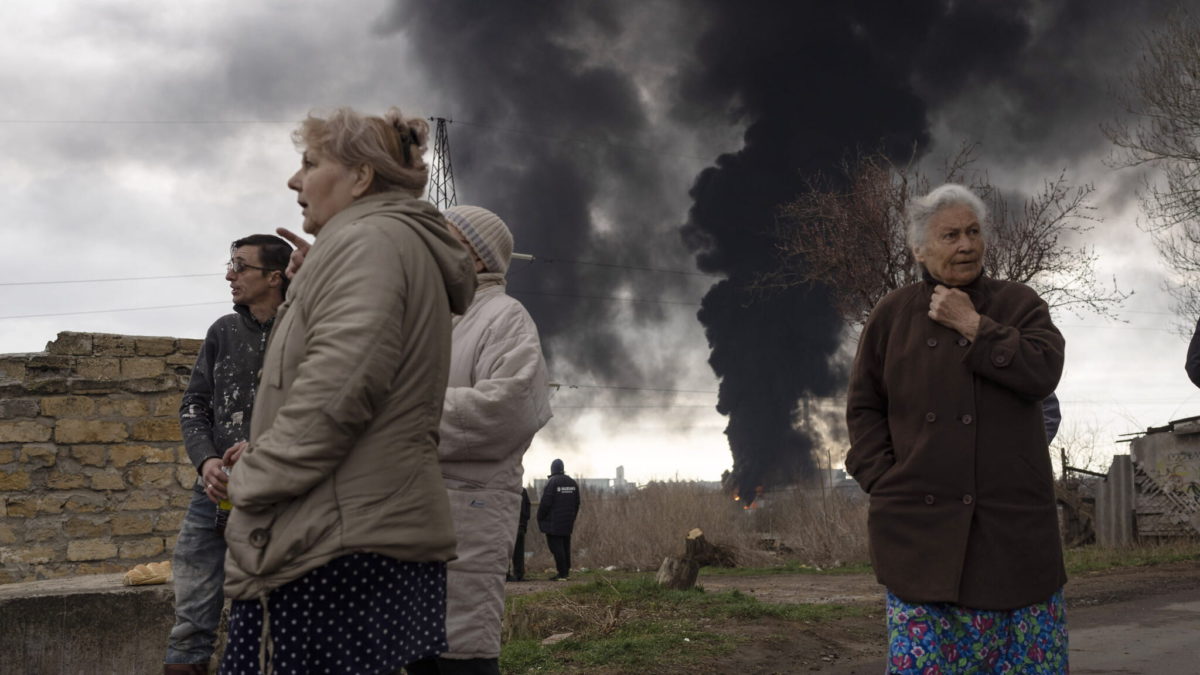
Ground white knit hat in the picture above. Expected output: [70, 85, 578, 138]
[443, 205, 515, 275]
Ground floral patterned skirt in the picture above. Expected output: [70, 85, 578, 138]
[885, 588, 1068, 674]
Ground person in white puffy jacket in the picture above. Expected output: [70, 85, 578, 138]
[406, 205, 553, 675]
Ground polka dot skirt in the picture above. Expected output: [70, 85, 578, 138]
[219, 553, 447, 674]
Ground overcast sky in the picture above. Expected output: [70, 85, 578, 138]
[0, 1, 1193, 484]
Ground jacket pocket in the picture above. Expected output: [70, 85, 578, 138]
[265, 301, 298, 390]
[225, 478, 340, 577]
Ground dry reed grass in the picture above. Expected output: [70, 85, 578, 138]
[520, 482, 869, 575]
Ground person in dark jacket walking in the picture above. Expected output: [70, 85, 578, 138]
[164, 234, 291, 674]
[537, 459, 579, 580]
[508, 488, 531, 582]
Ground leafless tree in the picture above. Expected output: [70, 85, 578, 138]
[763, 145, 1129, 325]
[1105, 10, 1200, 324]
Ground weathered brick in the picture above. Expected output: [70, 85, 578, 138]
[94, 397, 149, 417]
[74, 357, 121, 379]
[39, 395, 95, 418]
[0, 448, 15, 464]
[120, 358, 165, 379]
[155, 509, 186, 533]
[55, 419, 127, 444]
[25, 355, 72, 372]
[135, 337, 176, 356]
[47, 332, 94, 355]
[67, 538, 118, 561]
[125, 377, 175, 393]
[166, 352, 198, 367]
[129, 465, 176, 488]
[36, 495, 68, 514]
[64, 494, 107, 513]
[0, 421, 52, 443]
[120, 493, 166, 511]
[131, 419, 181, 442]
[20, 444, 57, 468]
[23, 378, 69, 395]
[119, 537, 164, 559]
[142, 446, 178, 464]
[3, 545, 56, 564]
[71, 445, 107, 467]
[177, 338, 204, 354]
[0, 358, 28, 382]
[75, 561, 126, 576]
[24, 520, 60, 542]
[0, 523, 15, 544]
[0, 471, 32, 491]
[64, 517, 110, 538]
[5, 496, 36, 517]
[46, 471, 87, 489]
[151, 393, 184, 417]
[93, 334, 137, 356]
[66, 380, 120, 395]
[110, 444, 155, 467]
[89, 469, 126, 491]
[165, 534, 179, 552]
[0, 568, 21, 584]
[112, 512, 154, 535]
[176, 466, 195, 489]
[0, 399, 40, 419]
[170, 492, 193, 508]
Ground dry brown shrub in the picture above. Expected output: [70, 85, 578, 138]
[521, 481, 869, 575]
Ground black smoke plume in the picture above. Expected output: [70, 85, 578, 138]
[386, 0, 1172, 498]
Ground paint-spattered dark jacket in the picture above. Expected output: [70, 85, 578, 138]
[180, 304, 273, 475]
[845, 274, 1066, 610]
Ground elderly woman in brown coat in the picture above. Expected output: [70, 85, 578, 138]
[846, 183, 1068, 674]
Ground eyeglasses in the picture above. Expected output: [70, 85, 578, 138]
[226, 259, 280, 274]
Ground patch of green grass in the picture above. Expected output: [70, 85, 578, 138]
[1065, 540, 1200, 574]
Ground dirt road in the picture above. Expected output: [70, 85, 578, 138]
[506, 561, 1200, 673]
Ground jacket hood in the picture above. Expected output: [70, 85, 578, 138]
[320, 192, 476, 315]
[550, 458, 564, 475]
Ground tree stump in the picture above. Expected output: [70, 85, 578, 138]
[655, 555, 700, 590]
[655, 528, 738, 590]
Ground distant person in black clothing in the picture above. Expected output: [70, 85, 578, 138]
[537, 459, 580, 580]
[508, 488, 531, 582]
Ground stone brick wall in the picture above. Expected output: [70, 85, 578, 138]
[0, 331, 202, 584]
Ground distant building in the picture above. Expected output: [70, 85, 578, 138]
[532, 465, 634, 496]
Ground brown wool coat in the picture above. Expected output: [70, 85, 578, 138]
[845, 274, 1066, 610]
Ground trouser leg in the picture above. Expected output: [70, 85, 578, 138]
[166, 488, 227, 665]
[511, 528, 525, 580]
[546, 535, 570, 579]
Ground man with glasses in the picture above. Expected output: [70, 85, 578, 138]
[164, 234, 291, 675]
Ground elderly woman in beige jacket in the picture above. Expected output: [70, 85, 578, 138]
[220, 107, 475, 675]
[407, 206, 553, 675]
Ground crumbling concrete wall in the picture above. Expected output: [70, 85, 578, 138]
[0, 332, 201, 584]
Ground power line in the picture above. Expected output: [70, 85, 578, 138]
[509, 289, 700, 307]
[0, 273, 221, 287]
[0, 301, 227, 321]
[534, 257, 719, 278]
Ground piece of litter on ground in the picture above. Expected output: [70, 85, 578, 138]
[541, 632, 574, 646]
[683, 638, 691, 642]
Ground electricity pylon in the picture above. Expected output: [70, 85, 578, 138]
[427, 117, 457, 209]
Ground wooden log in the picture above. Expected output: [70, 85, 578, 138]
[685, 528, 739, 568]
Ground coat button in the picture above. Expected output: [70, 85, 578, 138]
[961, 414, 973, 425]
[957, 338, 969, 347]
[962, 494, 974, 505]
[925, 412, 937, 422]
[249, 529, 270, 548]
[993, 354, 1007, 365]
[926, 338, 938, 347]
[924, 494, 935, 505]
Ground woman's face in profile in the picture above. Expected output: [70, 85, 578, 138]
[287, 147, 360, 236]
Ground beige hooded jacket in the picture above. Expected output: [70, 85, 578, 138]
[438, 273, 552, 659]
[223, 192, 476, 601]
